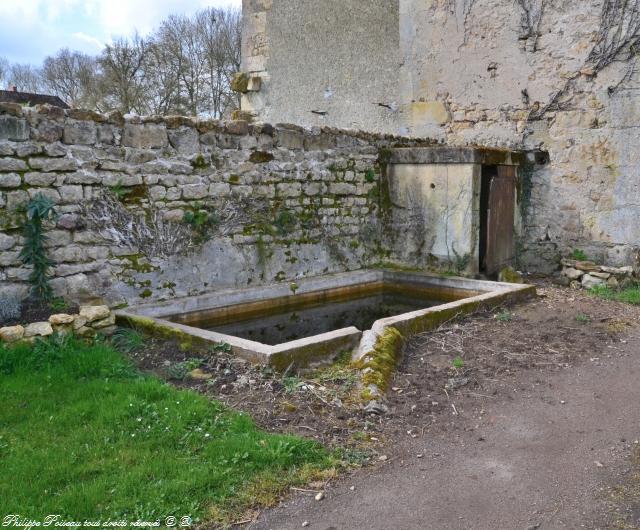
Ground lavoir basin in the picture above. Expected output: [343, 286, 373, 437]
[117, 270, 535, 370]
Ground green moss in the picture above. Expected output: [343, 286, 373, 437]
[249, 151, 275, 164]
[139, 289, 152, 299]
[353, 327, 404, 399]
[228, 174, 241, 184]
[364, 168, 376, 183]
[191, 154, 209, 169]
[120, 254, 157, 273]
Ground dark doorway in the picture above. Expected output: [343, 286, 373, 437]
[479, 165, 516, 276]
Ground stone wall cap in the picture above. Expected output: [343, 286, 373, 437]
[389, 146, 526, 166]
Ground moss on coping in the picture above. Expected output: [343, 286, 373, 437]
[116, 314, 209, 352]
[353, 327, 404, 400]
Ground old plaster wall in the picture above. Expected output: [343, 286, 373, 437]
[241, 0, 400, 132]
[0, 104, 434, 306]
[244, 0, 640, 271]
[388, 163, 480, 270]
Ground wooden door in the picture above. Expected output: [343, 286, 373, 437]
[484, 166, 516, 276]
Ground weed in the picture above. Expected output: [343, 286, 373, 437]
[110, 181, 132, 200]
[570, 249, 588, 261]
[283, 376, 303, 394]
[273, 209, 297, 236]
[183, 207, 219, 244]
[496, 310, 513, 322]
[452, 356, 465, 369]
[111, 328, 144, 354]
[576, 313, 591, 324]
[451, 244, 471, 274]
[210, 342, 232, 354]
[166, 358, 204, 380]
[591, 283, 640, 305]
[48, 297, 68, 313]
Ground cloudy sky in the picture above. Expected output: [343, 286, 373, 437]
[0, 0, 242, 65]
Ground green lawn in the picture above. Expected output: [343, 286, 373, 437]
[0, 335, 331, 525]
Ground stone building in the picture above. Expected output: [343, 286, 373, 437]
[241, 0, 640, 271]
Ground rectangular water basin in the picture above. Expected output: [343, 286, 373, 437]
[116, 270, 535, 370]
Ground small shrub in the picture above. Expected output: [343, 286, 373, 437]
[0, 294, 21, 325]
[496, 309, 513, 322]
[19, 193, 58, 301]
[452, 356, 465, 369]
[576, 313, 591, 324]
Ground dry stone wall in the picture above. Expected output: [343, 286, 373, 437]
[0, 103, 430, 306]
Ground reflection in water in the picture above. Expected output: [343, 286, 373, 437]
[207, 294, 439, 345]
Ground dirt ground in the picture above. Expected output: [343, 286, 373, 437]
[129, 281, 640, 529]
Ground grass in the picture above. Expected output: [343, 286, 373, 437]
[591, 284, 640, 305]
[0, 335, 332, 525]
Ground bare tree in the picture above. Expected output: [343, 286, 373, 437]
[42, 48, 101, 108]
[197, 7, 242, 118]
[3, 6, 241, 115]
[99, 35, 149, 113]
[8, 63, 45, 93]
[0, 57, 9, 89]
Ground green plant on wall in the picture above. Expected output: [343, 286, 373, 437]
[19, 193, 58, 301]
[183, 205, 219, 244]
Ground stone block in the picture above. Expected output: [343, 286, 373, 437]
[209, 183, 231, 196]
[79, 305, 110, 323]
[276, 182, 302, 197]
[182, 184, 209, 200]
[0, 116, 29, 141]
[24, 322, 54, 338]
[276, 128, 304, 150]
[329, 183, 357, 195]
[58, 185, 84, 203]
[35, 121, 64, 143]
[24, 172, 57, 186]
[0, 325, 24, 342]
[63, 120, 97, 145]
[14, 142, 42, 157]
[49, 314, 75, 325]
[29, 157, 78, 171]
[0, 158, 28, 172]
[168, 127, 199, 154]
[0, 173, 21, 188]
[123, 124, 168, 149]
[581, 274, 605, 289]
[0, 233, 15, 251]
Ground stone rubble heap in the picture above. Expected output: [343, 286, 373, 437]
[0, 305, 115, 344]
[560, 259, 636, 290]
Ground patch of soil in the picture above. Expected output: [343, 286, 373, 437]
[2, 297, 79, 327]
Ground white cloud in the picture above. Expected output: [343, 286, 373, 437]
[0, 0, 241, 63]
[72, 32, 104, 50]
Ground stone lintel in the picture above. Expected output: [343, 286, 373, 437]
[389, 147, 526, 166]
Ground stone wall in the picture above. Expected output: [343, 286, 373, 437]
[242, 0, 640, 271]
[0, 103, 433, 306]
[241, 0, 400, 132]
